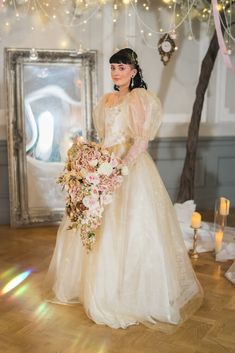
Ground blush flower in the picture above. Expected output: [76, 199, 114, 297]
[85, 172, 100, 185]
[89, 159, 98, 167]
[98, 162, 113, 176]
[121, 165, 129, 176]
[57, 138, 127, 252]
[82, 195, 100, 211]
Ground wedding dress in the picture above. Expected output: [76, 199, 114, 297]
[44, 88, 203, 330]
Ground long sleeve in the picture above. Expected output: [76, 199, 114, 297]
[123, 88, 162, 167]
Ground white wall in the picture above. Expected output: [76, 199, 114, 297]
[0, 2, 235, 139]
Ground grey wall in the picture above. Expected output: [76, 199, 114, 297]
[0, 136, 235, 225]
[149, 137, 235, 209]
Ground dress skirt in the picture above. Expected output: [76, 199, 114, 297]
[44, 146, 203, 330]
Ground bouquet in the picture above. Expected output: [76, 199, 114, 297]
[57, 137, 128, 252]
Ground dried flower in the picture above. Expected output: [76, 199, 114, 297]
[57, 138, 126, 252]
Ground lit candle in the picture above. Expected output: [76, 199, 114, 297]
[215, 230, 223, 253]
[219, 197, 230, 216]
[191, 212, 201, 229]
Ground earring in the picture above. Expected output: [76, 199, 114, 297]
[131, 76, 134, 88]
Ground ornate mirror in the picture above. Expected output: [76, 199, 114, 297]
[5, 48, 97, 227]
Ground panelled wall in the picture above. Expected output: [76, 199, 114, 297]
[0, 4, 234, 225]
[150, 137, 235, 208]
[1, 137, 234, 225]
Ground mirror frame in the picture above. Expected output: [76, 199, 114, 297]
[5, 48, 97, 227]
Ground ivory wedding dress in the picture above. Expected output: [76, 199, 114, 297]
[44, 88, 203, 330]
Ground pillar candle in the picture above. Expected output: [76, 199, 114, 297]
[191, 212, 201, 229]
[215, 230, 223, 253]
[219, 197, 230, 216]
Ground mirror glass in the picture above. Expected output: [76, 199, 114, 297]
[5, 49, 97, 226]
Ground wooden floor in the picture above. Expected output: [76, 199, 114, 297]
[0, 225, 235, 353]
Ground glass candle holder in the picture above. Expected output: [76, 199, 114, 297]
[214, 197, 230, 254]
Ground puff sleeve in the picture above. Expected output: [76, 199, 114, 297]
[123, 88, 162, 167]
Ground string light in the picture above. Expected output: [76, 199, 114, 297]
[0, 0, 234, 56]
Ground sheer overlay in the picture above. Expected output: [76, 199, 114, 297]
[44, 88, 203, 331]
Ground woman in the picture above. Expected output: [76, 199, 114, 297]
[44, 48, 203, 330]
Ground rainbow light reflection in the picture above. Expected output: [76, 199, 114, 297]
[1, 269, 32, 295]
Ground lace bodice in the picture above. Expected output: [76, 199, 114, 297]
[103, 104, 128, 148]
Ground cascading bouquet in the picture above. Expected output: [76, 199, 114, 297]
[57, 137, 128, 252]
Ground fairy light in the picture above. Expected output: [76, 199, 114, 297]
[1, 0, 234, 57]
[60, 40, 68, 48]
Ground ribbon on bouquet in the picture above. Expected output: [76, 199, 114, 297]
[212, 0, 235, 74]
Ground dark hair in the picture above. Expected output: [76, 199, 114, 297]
[109, 48, 147, 91]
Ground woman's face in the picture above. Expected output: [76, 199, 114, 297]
[110, 63, 136, 89]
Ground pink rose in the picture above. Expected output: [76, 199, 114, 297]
[82, 195, 100, 211]
[85, 172, 100, 185]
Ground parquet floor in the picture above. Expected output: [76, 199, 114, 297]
[0, 224, 235, 353]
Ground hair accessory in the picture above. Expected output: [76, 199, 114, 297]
[130, 50, 138, 66]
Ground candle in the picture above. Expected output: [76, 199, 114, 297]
[191, 212, 201, 229]
[219, 197, 230, 216]
[215, 230, 223, 253]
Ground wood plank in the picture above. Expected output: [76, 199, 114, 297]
[0, 225, 234, 353]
